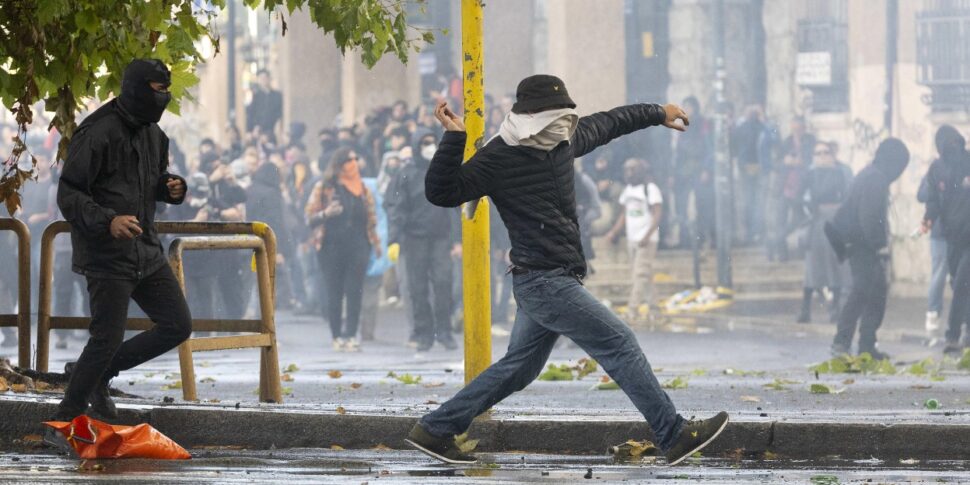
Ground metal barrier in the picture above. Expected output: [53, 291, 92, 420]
[36, 221, 278, 378]
[169, 235, 282, 403]
[0, 218, 30, 366]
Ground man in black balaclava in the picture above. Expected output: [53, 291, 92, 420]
[54, 59, 191, 421]
[921, 125, 970, 355]
[383, 131, 461, 352]
[827, 138, 910, 360]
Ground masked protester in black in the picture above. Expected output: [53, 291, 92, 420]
[53, 59, 191, 421]
[921, 126, 970, 355]
[826, 138, 910, 360]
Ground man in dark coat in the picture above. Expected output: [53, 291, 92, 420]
[404, 75, 728, 466]
[384, 131, 461, 352]
[53, 59, 191, 420]
[827, 138, 910, 360]
[920, 125, 970, 355]
[245, 69, 283, 143]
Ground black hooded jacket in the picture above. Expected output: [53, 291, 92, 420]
[383, 135, 460, 245]
[425, 103, 668, 277]
[829, 139, 909, 253]
[57, 99, 185, 279]
[922, 127, 970, 247]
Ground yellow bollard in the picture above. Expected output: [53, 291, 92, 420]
[461, 0, 491, 384]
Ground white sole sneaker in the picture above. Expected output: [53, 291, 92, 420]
[666, 414, 730, 467]
[404, 439, 478, 465]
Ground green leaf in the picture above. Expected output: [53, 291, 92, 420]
[537, 364, 574, 382]
[75, 10, 99, 33]
[661, 376, 689, 390]
[809, 383, 844, 394]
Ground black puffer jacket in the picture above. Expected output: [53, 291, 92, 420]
[922, 152, 970, 247]
[425, 103, 667, 277]
[57, 99, 185, 279]
[384, 144, 460, 245]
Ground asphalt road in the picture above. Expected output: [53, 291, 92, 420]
[2, 448, 968, 484]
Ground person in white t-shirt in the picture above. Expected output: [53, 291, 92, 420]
[606, 158, 664, 322]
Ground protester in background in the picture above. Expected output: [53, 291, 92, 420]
[917, 170, 947, 347]
[673, 96, 714, 249]
[827, 138, 910, 360]
[770, 116, 815, 261]
[359, 176, 391, 342]
[733, 105, 766, 245]
[245, 69, 283, 143]
[574, 159, 603, 271]
[201, 151, 249, 320]
[797, 141, 851, 324]
[384, 132, 461, 352]
[606, 158, 663, 323]
[920, 126, 970, 356]
[306, 148, 381, 352]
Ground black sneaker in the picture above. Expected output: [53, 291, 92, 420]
[830, 343, 851, 357]
[664, 411, 729, 466]
[88, 381, 118, 420]
[437, 337, 458, 351]
[404, 423, 477, 464]
[859, 348, 891, 361]
[943, 341, 963, 356]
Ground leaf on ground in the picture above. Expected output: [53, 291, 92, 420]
[812, 354, 896, 375]
[661, 376, 688, 390]
[809, 383, 844, 394]
[422, 382, 445, 388]
[330, 444, 344, 450]
[842, 379, 855, 385]
[372, 443, 392, 451]
[593, 379, 621, 391]
[164, 372, 180, 380]
[809, 475, 840, 485]
[690, 369, 708, 376]
[723, 368, 766, 377]
[387, 372, 422, 385]
[537, 364, 574, 381]
[763, 378, 800, 391]
[575, 358, 598, 379]
[336, 406, 346, 415]
[282, 386, 293, 396]
[327, 370, 343, 379]
[281, 374, 294, 382]
[611, 439, 658, 459]
[0, 376, 8, 392]
[930, 374, 946, 382]
[350, 383, 363, 389]
[454, 433, 479, 453]
[740, 395, 761, 403]
[906, 358, 935, 376]
[199, 377, 216, 384]
[284, 364, 300, 373]
[162, 380, 182, 390]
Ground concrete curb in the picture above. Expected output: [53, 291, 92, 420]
[2, 399, 968, 460]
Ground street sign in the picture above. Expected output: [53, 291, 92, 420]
[796, 51, 833, 86]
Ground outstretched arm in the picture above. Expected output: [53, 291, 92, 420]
[572, 103, 689, 157]
[424, 101, 498, 207]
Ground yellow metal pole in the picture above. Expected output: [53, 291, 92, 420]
[461, 0, 491, 384]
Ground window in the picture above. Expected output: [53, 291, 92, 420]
[796, 0, 849, 113]
[917, 0, 970, 112]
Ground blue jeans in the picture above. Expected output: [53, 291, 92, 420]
[419, 268, 685, 451]
[929, 237, 948, 314]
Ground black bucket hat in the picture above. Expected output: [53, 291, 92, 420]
[511, 74, 576, 114]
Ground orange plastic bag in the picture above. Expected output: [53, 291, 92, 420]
[43, 415, 191, 460]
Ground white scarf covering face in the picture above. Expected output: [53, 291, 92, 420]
[498, 108, 579, 151]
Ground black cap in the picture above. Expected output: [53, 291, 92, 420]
[511, 75, 576, 114]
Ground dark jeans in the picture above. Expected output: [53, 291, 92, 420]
[59, 264, 192, 413]
[419, 268, 685, 451]
[675, 177, 715, 247]
[946, 243, 970, 343]
[833, 248, 888, 352]
[739, 170, 764, 243]
[403, 236, 454, 346]
[319, 242, 370, 340]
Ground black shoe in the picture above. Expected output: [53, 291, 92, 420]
[664, 411, 729, 466]
[404, 423, 477, 464]
[830, 343, 850, 357]
[88, 381, 118, 420]
[859, 348, 891, 361]
[416, 342, 433, 352]
[943, 341, 963, 357]
[438, 338, 458, 351]
[796, 312, 810, 324]
[49, 404, 85, 422]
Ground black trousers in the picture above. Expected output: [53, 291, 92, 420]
[833, 248, 888, 352]
[946, 243, 970, 343]
[319, 242, 370, 340]
[403, 236, 454, 346]
[60, 264, 192, 412]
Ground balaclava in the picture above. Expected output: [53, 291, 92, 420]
[935, 125, 967, 163]
[118, 59, 172, 125]
[872, 137, 910, 182]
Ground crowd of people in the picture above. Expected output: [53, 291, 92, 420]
[1, 71, 969, 361]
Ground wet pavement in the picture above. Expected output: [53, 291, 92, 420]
[2, 448, 969, 484]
